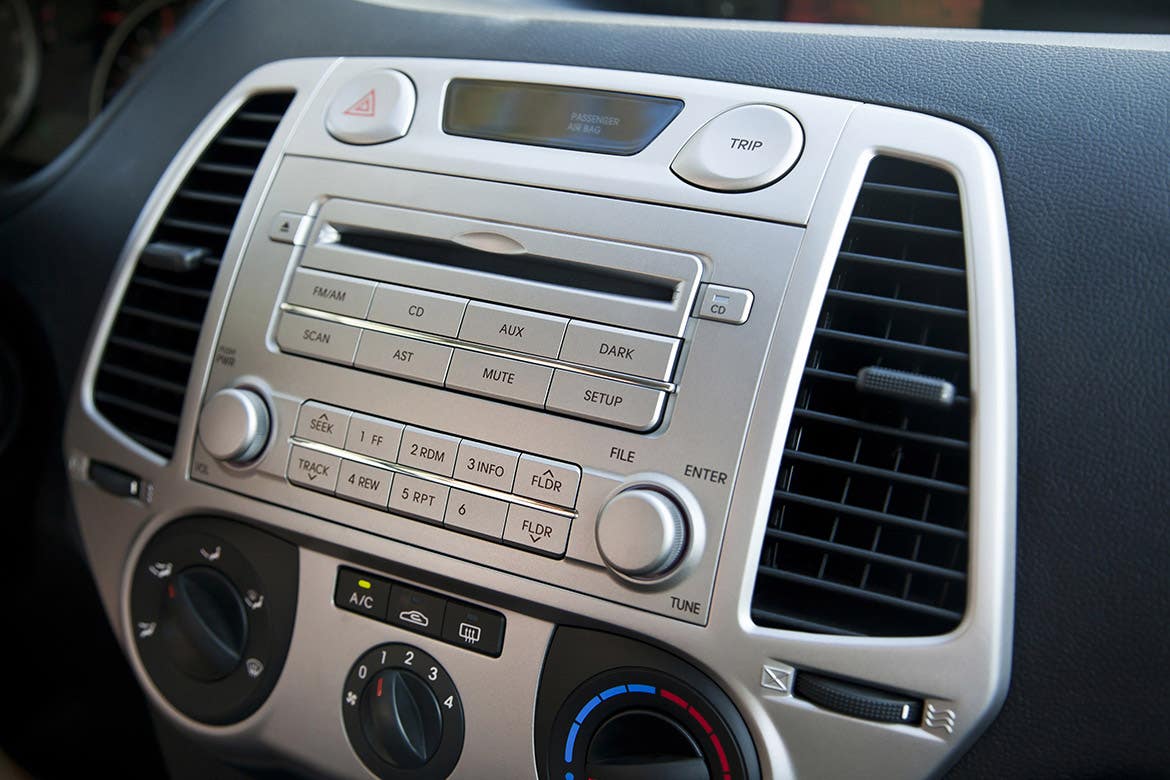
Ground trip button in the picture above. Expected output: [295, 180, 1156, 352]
[671, 104, 804, 192]
[286, 269, 375, 319]
[367, 283, 469, 338]
[502, 505, 571, 558]
[386, 584, 445, 638]
[514, 455, 580, 508]
[334, 568, 391, 620]
[325, 69, 416, 146]
[441, 602, 505, 657]
[287, 445, 341, 493]
[399, 427, 460, 477]
[295, 401, 351, 448]
[388, 473, 450, 524]
[458, 302, 568, 358]
[546, 371, 666, 431]
[336, 460, 394, 509]
[276, 312, 361, 366]
[558, 321, 680, 381]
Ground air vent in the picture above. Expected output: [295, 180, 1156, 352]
[752, 157, 971, 637]
[94, 92, 294, 458]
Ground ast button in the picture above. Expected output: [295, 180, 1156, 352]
[354, 329, 453, 386]
[514, 454, 580, 507]
[441, 602, 505, 657]
[287, 445, 341, 493]
[387, 585, 445, 637]
[334, 568, 390, 620]
[503, 505, 571, 558]
[295, 402, 351, 448]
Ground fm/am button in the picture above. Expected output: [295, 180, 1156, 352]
[286, 269, 375, 319]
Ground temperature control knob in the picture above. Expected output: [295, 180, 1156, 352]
[198, 387, 270, 464]
[596, 487, 688, 579]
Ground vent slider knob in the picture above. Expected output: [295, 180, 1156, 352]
[198, 387, 270, 464]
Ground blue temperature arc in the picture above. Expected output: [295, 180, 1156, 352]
[563, 683, 658, 770]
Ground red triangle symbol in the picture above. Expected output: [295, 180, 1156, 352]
[343, 89, 376, 117]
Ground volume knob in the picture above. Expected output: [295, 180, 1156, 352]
[198, 387, 270, 464]
[596, 487, 688, 579]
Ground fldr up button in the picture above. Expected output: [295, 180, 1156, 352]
[325, 69, 416, 145]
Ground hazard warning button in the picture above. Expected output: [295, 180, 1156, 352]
[325, 69, 416, 145]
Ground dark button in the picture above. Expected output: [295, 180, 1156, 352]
[386, 585, 446, 638]
[89, 461, 141, 498]
[441, 601, 505, 656]
[334, 568, 391, 620]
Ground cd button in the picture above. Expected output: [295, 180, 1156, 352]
[445, 350, 553, 408]
[458, 302, 568, 358]
[286, 269, 375, 319]
[367, 283, 469, 338]
[558, 321, 679, 381]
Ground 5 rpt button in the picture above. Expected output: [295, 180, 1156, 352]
[671, 104, 804, 192]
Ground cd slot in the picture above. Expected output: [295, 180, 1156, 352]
[300, 198, 703, 337]
[332, 226, 676, 303]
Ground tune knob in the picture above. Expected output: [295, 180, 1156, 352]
[198, 387, 270, 463]
[596, 487, 688, 579]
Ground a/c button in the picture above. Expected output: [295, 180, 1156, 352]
[334, 568, 390, 620]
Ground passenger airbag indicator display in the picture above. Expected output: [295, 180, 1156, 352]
[443, 79, 682, 155]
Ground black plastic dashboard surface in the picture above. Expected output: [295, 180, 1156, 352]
[1, 1, 1168, 776]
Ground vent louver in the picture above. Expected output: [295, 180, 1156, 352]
[94, 92, 294, 458]
[751, 157, 971, 637]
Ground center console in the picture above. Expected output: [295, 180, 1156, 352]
[64, 57, 1016, 779]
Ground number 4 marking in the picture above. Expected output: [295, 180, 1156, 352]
[443, 695, 454, 709]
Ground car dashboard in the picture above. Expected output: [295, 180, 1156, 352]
[1, 2, 1168, 779]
